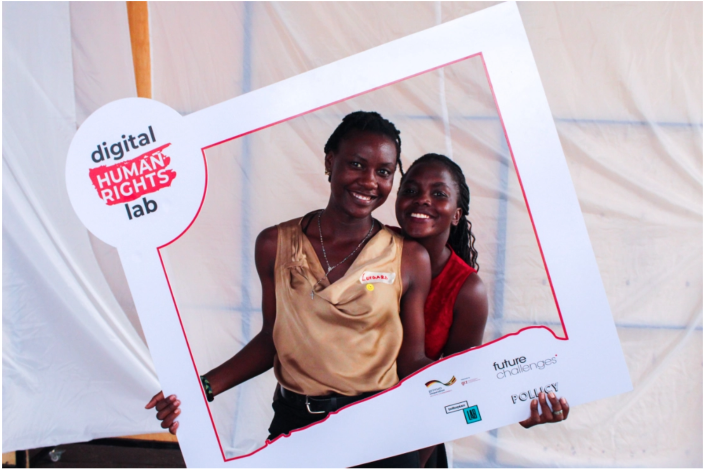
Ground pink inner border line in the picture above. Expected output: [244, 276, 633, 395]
[156, 51, 568, 463]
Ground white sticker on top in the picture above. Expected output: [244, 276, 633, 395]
[360, 272, 396, 284]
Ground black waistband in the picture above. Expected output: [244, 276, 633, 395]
[279, 387, 380, 414]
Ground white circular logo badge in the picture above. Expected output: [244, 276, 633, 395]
[66, 98, 206, 249]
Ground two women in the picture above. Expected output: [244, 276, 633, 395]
[152, 111, 431, 466]
[147, 111, 568, 467]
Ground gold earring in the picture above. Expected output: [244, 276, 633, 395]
[325, 168, 331, 176]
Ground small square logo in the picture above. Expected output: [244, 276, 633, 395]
[463, 405, 482, 424]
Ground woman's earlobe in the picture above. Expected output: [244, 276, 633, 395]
[324, 152, 334, 182]
[452, 208, 462, 226]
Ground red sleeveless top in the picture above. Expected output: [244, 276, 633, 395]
[424, 248, 476, 360]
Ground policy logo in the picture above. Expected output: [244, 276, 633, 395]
[493, 354, 557, 379]
[425, 376, 456, 396]
[511, 382, 559, 404]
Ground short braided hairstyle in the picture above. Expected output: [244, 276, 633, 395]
[324, 111, 403, 180]
[402, 153, 479, 271]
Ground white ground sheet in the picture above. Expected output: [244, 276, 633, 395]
[3, 2, 701, 467]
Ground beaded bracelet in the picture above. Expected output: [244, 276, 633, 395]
[201, 376, 214, 402]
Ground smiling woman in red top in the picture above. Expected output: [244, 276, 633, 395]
[395, 154, 570, 467]
[396, 154, 486, 362]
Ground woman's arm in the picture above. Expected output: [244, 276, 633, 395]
[146, 225, 280, 433]
[396, 239, 433, 379]
[442, 273, 488, 357]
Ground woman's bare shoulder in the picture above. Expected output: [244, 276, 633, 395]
[255, 213, 311, 263]
[401, 237, 430, 264]
[256, 213, 309, 248]
[256, 225, 279, 247]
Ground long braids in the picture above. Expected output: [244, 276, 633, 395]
[401, 153, 479, 271]
[324, 111, 404, 178]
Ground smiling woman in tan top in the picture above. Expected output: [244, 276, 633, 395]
[273, 216, 405, 397]
[147, 111, 432, 467]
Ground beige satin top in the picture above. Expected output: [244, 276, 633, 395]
[272, 217, 404, 396]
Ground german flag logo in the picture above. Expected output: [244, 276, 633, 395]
[425, 376, 457, 388]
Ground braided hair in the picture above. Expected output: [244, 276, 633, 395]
[401, 153, 479, 271]
[324, 111, 404, 179]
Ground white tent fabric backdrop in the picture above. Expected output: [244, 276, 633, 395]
[3, 2, 701, 467]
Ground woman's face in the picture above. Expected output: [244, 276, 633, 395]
[325, 130, 397, 219]
[395, 161, 462, 241]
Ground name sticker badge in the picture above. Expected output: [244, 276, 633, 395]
[360, 272, 396, 284]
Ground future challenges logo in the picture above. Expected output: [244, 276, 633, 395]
[492, 355, 557, 379]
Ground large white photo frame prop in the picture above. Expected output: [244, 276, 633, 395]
[66, 3, 631, 467]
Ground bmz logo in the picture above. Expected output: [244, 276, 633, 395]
[425, 377, 457, 388]
[425, 376, 456, 397]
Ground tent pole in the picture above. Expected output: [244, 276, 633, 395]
[126, 1, 151, 99]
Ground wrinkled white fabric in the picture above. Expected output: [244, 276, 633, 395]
[2, 1, 161, 453]
[2, 2, 701, 467]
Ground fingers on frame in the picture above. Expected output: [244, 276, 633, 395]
[154, 395, 178, 412]
[156, 400, 181, 421]
[520, 399, 541, 428]
[145, 391, 165, 409]
[530, 398, 541, 423]
[160, 407, 181, 429]
[546, 392, 564, 422]
[560, 397, 570, 421]
[538, 392, 554, 421]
